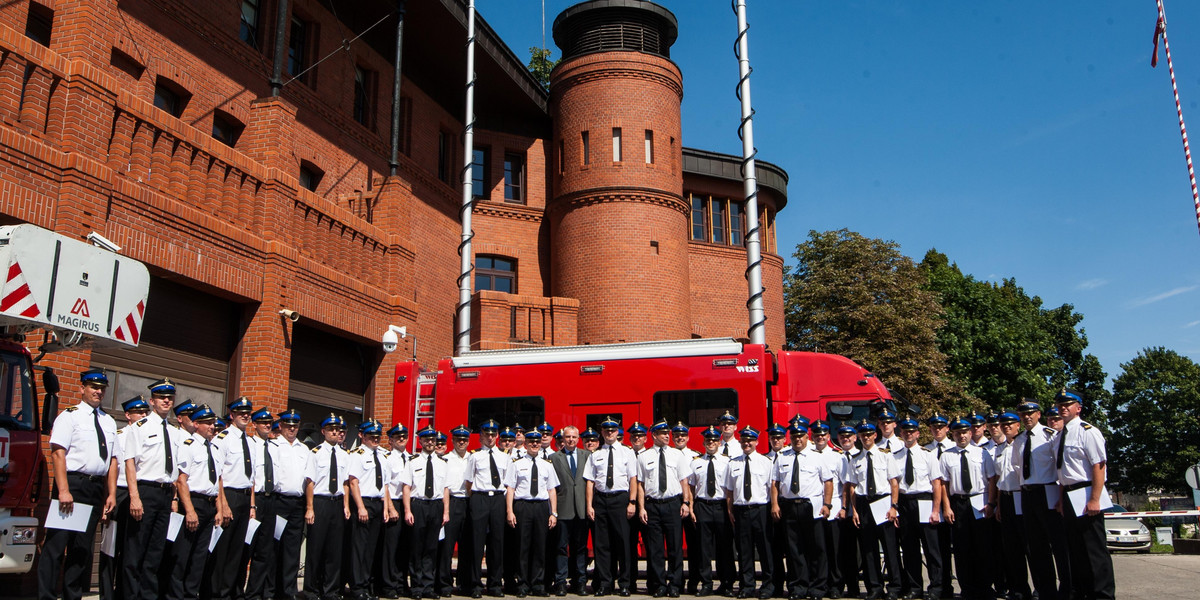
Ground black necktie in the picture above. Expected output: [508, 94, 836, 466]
[162, 418, 173, 473]
[905, 449, 915, 486]
[866, 451, 877, 496]
[658, 448, 667, 494]
[206, 440, 216, 483]
[425, 454, 434, 498]
[790, 453, 800, 494]
[706, 456, 716, 498]
[1022, 433, 1033, 479]
[530, 455, 539, 497]
[94, 408, 108, 460]
[568, 451, 576, 477]
[937, 444, 944, 459]
[374, 448, 383, 490]
[489, 449, 501, 488]
[241, 431, 252, 477]
[263, 441, 275, 492]
[742, 457, 752, 501]
[961, 450, 973, 493]
[722, 443, 729, 457]
[1056, 429, 1066, 470]
[328, 446, 339, 494]
[605, 446, 614, 488]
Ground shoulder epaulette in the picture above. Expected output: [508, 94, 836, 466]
[1044, 429, 1056, 439]
[920, 446, 932, 452]
[117, 428, 126, 435]
[216, 430, 229, 439]
[311, 446, 321, 453]
[879, 447, 891, 454]
[64, 406, 79, 412]
[183, 438, 195, 445]
[354, 448, 365, 454]
[512, 455, 521, 462]
[135, 417, 148, 427]
[1081, 422, 1093, 430]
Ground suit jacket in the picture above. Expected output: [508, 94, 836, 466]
[550, 447, 591, 520]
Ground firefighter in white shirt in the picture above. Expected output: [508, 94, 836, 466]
[584, 416, 638, 597]
[715, 412, 738, 459]
[246, 407, 281, 600]
[936, 417, 994, 600]
[464, 419, 510, 598]
[688, 426, 735, 597]
[405, 427, 451, 599]
[209, 396, 257, 600]
[922, 413, 954, 596]
[770, 421, 834, 600]
[809, 421, 849, 599]
[1011, 400, 1070, 600]
[382, 423, 413, 599]
[844, 420, 902, 600]
[987, 412, 1032, 600]
[893, 418, 944, 600]
[168, 404, 222, 600]
[305, 414, 351, 600]
[348, 419, 391, 600]
[762, 423, 788, 596]
[875, 409, 902, 453]
[506, 430, 560, 597]
[636, 420, 692, 598]
[272, 409, 310, 600]
[97, 395, 151, 600]
[724, 426, 775, 600]
[439, 424, 474, 596]
[671, 422, 701, 595]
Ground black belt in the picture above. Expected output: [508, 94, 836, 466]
[900, 492, 933, 501]
[413, 497, 443, 503]
[473, 490, 502, 497]
[732, 502, 767, 509]
[137, 481, 175, 489]
[1064, 481, 1090, 492]
[780, 496, 812, 503]
[361, 496, 383, 503]
[1020, 482, 1053, 490]
[695, 498, 725, 505]
[450, 495, 468, 501]
[950, 493, 981, 500]
[597, 490, 628, 498]
[861, 494, 890, 502]
[645, 496, 681, 504]
[225, 487, 252, 496]
[515, 498, 548, 503]
[191, 492, 217, 500]
[313, 494, 343, 501]
[999, 490, 1016, 497]
[67, 472, 105, 483]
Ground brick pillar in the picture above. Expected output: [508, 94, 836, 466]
[241, 97, 298, 173]
[0, 51, 25, 124]
[52, 0, 119, 68]
[232, 257, 296, 406]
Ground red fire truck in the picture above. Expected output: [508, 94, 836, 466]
[391, 337, 892, 451]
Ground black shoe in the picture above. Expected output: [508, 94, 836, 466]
[901, 593, 921, 600]
[554, 584, 567, 597]
[790, 594, 804, 600]
[719, 589, 736, 598]
[487, 592, 505, 598]
[738, 592, 755, 599]
[862, 592, 884, 600]
[697, 586, 713, 598]
[570, 585, 586, 596]
[618, 590, 631, 598]
[653, 589, 668, 598]
[472, 592, 483, 599]
[758, 592, 773, 600]
[594, 588, 610, 597]
[667, 589, 680, 598]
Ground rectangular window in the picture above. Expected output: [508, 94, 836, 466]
[211, 112, 244, 147]
[653, 389, 738, 428]
[711, 199, 726, 244]
[353, 65, 375, 128]
[612, 127, 622, 162]
[467, 396, 545, 432]
[691, 196, 706, 241]
[299, 162, 323, 192]
[24, 3, 53, 47]
[644, 130, 654, 164]
[730, 202, 744, 246]
[558, 140, 564, 175]
[438, 131, 452, 184]
[472, 148, 489, 199]
[287, 17, 308, 79]
[153, 78, 188, 118]
[240, 0, 259, 47]
[581, 131, 590, 166]
[504, 153, 525, 203]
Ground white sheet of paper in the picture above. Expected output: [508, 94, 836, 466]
[1067, 485, 1113, 517]
[45, 501, 92, 532]
[208, 526, 223, 553]
[244, 518, 261, 544]
[809, 496, 824, 519]
[918, 499, 933, 524]
[1013, 491, 1023, 516]
[100, 522, 118, 557]
[970, 494, 987, 519]
[826, 497, 842, 521]
[273, 515, 288, 540]
[166, 513, 184, 542]
[869, 496, 891, 525]
[1045, 485, 1061, 510]
[439, 526, 445, 541]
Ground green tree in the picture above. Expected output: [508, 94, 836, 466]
[784, 229, 972, 417]
[1106, 347, 1200, 493]
[527, 47, 559, 90]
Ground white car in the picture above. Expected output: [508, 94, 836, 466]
[1104, 505, 1152, 553]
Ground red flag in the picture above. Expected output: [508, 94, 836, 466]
[1153, 17, 1164, 67]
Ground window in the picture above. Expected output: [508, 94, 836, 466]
[211, 111, 244, 147]
[691, 196, 706, 241]
[644, 130, 654, 164]
[287, 17, 309, 79]
[467, 396, 544, 432]
[711, 200, 725, 244]
[353, 65, 375, 128]
[0, 350, 35, 431]
[730, 202, 744, 246]
[612, 127, 622, 162]
[25, 3, 53, 47]
[298, 162, 324, 192]
[581, 131, 590, 165]
[689, 195, 747, 247]
[239, 0, 259, 47]
[437, 131, 453, 184]
[110, 48, 145, 81]
[503, 153, 525, 203]
[472, 148, 489, 199]
[653, 389, 738, 428]
[153, 77, 189, 118]
[557, 140, 564, 175]
[475, 256, 515, 293]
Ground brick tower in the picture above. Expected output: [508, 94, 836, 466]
[549, 0, 688, 344]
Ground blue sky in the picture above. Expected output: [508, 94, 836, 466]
[482, 1, 1200, 385]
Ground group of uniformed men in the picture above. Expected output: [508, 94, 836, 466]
[40, 367, 1115, 600]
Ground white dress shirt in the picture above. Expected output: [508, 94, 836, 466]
[1012, 424, 1058, 485]
[1052, 419, 1107, 487]
[937, 444, 992, 496]
[385, 448, 411, 499]
[772, 447, 833, 500]
[689, 453, 730, 501]
[723, 452, 774, 506]
[505, 454, 559, 501]
[178, 436, 221, 497]
[212, 426, 254, 490]
[893, 444, 940, 495]
[274, 438, 310, 496]
[444, 450, 471, 497]
[124, 412, 182, 484]
[49, 402, 118, 477]
[583, 443, 638, 493]
[637, 445, 691, 499]
[404, 451, 448, 500]
[349, 445, 388, 498]
[306, 441, 350, 497]
[845, 446, 901, 497]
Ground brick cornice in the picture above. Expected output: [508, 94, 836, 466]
[475, 201, 544, 223]
[550, 186, 688, 216]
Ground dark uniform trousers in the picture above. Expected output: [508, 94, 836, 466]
[273, 494, 307, 600]
[896, 493, 942, 599]
[245, 492, 279, 600]
[593, 491, 632, 592]
[948, 495, 987, 600]
[438, 496, 471, 595]
[682, 509, 701, 593]
[168, 493, 217, 600]
[208, 487, 251, 600]
[837, 516, 862, 595]
[410, 498, 445, 596]
[123, 482, 176, 600]
[997, 492, 1032, 600]
[38, 472, 107, 600]
[643, 496, 684, 593]
[98, 487, 129, 600]
[627, 509, 645, 592]
[469, 492, 507, 594]
[306, 495, 346, 599]
[513, 499, 553, 595]
[349, 497, 385, 596]
[780, 497, 826, 599]
[556, 517, 590, 589]
[732, 504, 773, 596]
[854, 496, 900, 599]
[380, 504, 412, 597]
[1061, 485, 1115, 600]
[1021, 484, 1071, 600]
[692, 499, 735, 591]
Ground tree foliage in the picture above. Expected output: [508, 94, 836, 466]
[1105, 347, 1200, 493]
[527, 47, 560, 90]
[784, 229, 971, 417]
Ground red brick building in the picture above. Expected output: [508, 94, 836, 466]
[0, 0, 787, 432]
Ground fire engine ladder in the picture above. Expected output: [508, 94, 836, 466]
[409, 371, 438, 453]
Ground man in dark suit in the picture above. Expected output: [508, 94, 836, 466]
[550, 425, 592, 596]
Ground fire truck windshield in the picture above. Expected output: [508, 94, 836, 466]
[0, 350, 34, 431]
[825, 399, 897, 434]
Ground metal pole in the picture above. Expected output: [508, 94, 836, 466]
[389, 1, 406, 176]
[270, 0, 290, 96]
[734, 0, 766, 345]
[455, 0, 477, 356]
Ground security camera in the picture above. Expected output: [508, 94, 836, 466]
[86, 232, 122, 253]
[279, 309, 300, 323]
[382, 325, 407, 353]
